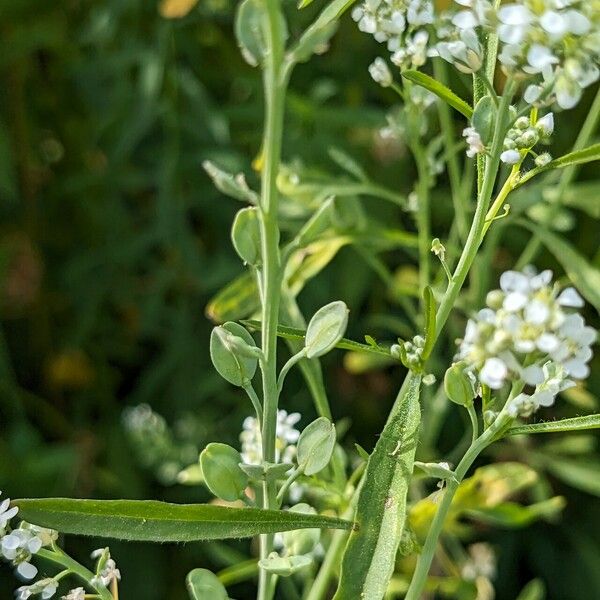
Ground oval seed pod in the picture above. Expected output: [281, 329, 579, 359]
[210, 322, 258, 386]
[297, 417, 336, 476]
[258, 552, 312, 577]
[304, 301, 349, 359]
[471, 95, 497, 145]
[444, 362, 476, 406]
[282, 504, 321, 556]
[231, 207, 261, 266]
[186, 568, 229, 600]
[200, 442, 248, 502]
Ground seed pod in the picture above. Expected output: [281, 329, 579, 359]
[472, 95, 497, 145]
[282, 504, 321, 555]
[231, 207, 261, 266]
[297, 417, 336, 475]
[210, 322, 258, 386]
[304, 301, 349, 359]
[200, 443, 248, 502]
[258, 552, 312, 577]
[444, 362, 476, 406]
[186, 568, 228, 600]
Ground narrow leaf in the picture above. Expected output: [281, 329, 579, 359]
[402, 70, 473, 118]
[13, 499, 353, 542]
[517, 143, 600, 187]
[334, 373, 422, 600]
[521, 222, 600, 313]
[507, 414, 600, 436]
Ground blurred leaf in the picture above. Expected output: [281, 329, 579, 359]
[14, 499, 353, 542]
[402, 70, 473, 118]
[546, 181, 600, 219]
[206, 272, 260, 324]
[466, 497, 565, 528]
[186, 568, 228, 600]
[516, 579, 546, 600]
[159, 0, 199, 19]
[539, 456, 600, 496]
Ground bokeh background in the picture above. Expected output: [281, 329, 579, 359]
[1, 0, 599, 598]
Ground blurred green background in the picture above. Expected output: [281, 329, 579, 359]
[1, 0, 599, 598]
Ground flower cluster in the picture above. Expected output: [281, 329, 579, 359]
[240, 410, 301, 465]
[90, 547, 121, 588]
[500, 112, 554, 165]
[497, 1, 600, 109]
[457, 267, 596, 417]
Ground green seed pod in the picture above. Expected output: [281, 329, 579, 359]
[282, 504, 321, 556]
[200, 442, 248, 502]
[304, 301, 349, 359]
[258, 552, 312, 577]
[472, 95, 497, 145]
[297, 417, 336, 475]
[210, 322, 258, 386]
[444, 362, 476, 406]
[186, 568, 229, 600]
[231, 207, 261, 266]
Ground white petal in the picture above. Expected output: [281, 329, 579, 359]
[522, 365, 545, 385]
[480, 358, 508, 389]
[524, 300, 550, 324]
[452, 11, 478, 29]
[530, 269, 552, 289]
[540, 11, 567, 36]
[498, 5, 532, 26]
[500, 149, 521, 164]
[17, 561, 38, 580]
[500, 271, 530, 293]
[534, 389, 556, 407]
[503, 291, 528, 312]
[536, 333, 560, 353]
[563, 359, 590, 379]
[557, 287, 584, 307]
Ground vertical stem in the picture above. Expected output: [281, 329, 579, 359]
[257, 1, 287, 598]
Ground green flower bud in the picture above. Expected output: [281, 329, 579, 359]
[282, 504, 320, 555]
[259, 553, 312, 576]
[187, 568, 229, 600]
[210, 322, 258, 386]
[200, 442, 248, 502]
[297, 417, 336, 475]
[305, 301, 349, 359]
[486, 289, 504, 309]
[444, 362, 476, 406]
[231, 207, 261, 266]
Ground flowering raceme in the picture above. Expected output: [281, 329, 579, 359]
[456, 267, 596, 416]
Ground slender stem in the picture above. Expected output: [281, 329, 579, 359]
[404, 409, 512, 600]
[482, 164, 520, 235]
[37, 548, 113, 600]
[434, 59, 469, 243]
[466, 403, 479, 444]
[517, 84, 600, 268]
[277, 350, 307, 394]
[243, 383, 263, 423]
[257, 1, 288, 598]
[276, 466, 302, 504]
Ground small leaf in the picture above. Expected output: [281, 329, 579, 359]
[508, 414, 600, 436]
[517, 142, 600, 187]
[206, 272, 260, 324]
[210, 322, 258, 386]
[231, 207, 262, 266]
[539, 455, 600, 496]
[187, 568, 228, 600]
[401, 70, 473, 118]
[293, 197, 334, 249]
[471, 95, 497, 145]
[521, 223, 600, 312]
[13, 499, 353, 542]
[516, 580, 546, 600]
[203, 161, 258, 203]
[297, 417, 337, 475]
[305, 301, 349, 358]
[421, 286, 436, 360]
[200, 443, 248, 502]
[328, 147, 367, 181]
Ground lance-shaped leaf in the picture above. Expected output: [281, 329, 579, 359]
[334, 373, 422, 600]
[13, 499, 353, 542]
[402, 70, 473, 118]
[507, 414, 600, 436]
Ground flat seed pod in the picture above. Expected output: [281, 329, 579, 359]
[305, 301, 349, 358]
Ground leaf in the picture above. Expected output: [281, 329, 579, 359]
[545, 181, 600, 219]
[206, 272, 260, 323]
[421, 286, 436, 360]
[465, 497, 565, 528]
[13, 499, 353, 542]
[187, 568, 229, 600]
[203, 161, 258, 204]
[507, 414, 600, 436]
[402, 70, 473, 119]
[521, 223, 600, 312]
[517, 143, 600, 187]
[334, 373, 422, 600]
[328, 147, 367, 181]
[539, 456, 600, 496]
[516, 580, 546, 600]
[159, 0, 199, 19]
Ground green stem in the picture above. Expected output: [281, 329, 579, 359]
[516, 84, 600, 268]
[404, 409, 511, 600]
[37, 548, 113, 600]
[257, 0, 288, 598]
[466, 402, 479, 444]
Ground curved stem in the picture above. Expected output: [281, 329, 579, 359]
[277, 349, 307, 394]
[466, 403, 479, 444]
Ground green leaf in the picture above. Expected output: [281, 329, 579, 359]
[334, 373, 422, 600]
[328, 147, 367, 181]
[465, 497, 565, 528]
[203, 161, 258, 203]
[13, 499, 353, 542]
[508, 414, 600, 436]
[521, 222, 600, 312]
[539, 456, 600, 496]
[517, 143, 600, 187]
[401, 70, 473, 119]
[544, 181, 600, 219]
[516, 580, 545, 600]
[206, 272, 260, 324]
[235, 0, 268, 67]
[187, 568, 229, 600]
[421, 286, 436, 360]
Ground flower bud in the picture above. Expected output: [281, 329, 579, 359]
[297, 417, 336, 475]
[368, 57, 393, 87]
[535, 152, 552, 167]
[305, 301, 349, 358]
[210, 322, 258, 386]
[444, 362, 476, 406]
[536, 112, 554, 137]
[282, 504, 320, 555]
[200, 442, 248, 502]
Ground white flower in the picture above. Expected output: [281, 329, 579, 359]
[16, 579, 58, 600]
[0, 493, 18, 529]
[463, 127, 485, 157]
[62, 589, 85, 600]
[480, 357, 508, 389]
[500, 149, 521, 164]
[535, 113, 554, 137]
[462, 542, 496, 581]
[16, 560, 38, 580]
[369, 57, 393, 87]
[92, 558, 121, 588]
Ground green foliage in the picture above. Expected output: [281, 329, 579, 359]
[200, 443, 248, 501]
[186, 569, 229, 600]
